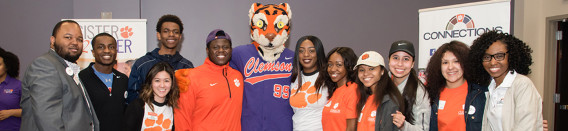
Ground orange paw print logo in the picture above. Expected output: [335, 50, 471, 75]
[120, 26, 134, 38]
[144, 113, 172, 131]
[290, 82, 322, 108]
[361, 54, 370, 60]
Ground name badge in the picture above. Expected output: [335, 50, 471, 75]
[147, 112, 158, 120]
[438, 100, 446, 110]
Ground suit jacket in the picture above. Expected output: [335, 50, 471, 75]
[79, 63, 128, 131]
[20, 50, 99, 131]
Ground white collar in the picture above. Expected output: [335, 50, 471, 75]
[489, 70, 517, 89]
[61, 56, 81, 76]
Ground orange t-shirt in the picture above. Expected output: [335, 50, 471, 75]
[357, 95, 378, 131]
[322, 82, 358, 131]
[437, 81, 468, 131]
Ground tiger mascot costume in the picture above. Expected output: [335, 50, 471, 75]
[229, 3, 294, 131]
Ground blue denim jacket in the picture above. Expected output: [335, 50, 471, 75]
[429, 82, 487, 131]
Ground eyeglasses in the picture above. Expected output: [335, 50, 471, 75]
[482, 52, 507, 62]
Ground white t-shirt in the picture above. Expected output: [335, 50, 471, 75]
[141, 102, 173, 131]
[289, 72, 329, 131]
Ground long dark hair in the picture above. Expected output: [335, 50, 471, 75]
[140, 62, 180, 111]
[469, 31, 533, 86]
[425, 41, 470, 104]
[291, 35, 327, 96]
[400, 69, 424, 125]
[315, 47, 358, 99]
[388, 50, 425, 125]
[355, 65, 405, 116]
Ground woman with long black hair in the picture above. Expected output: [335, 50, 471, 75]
[388, 40, 430, 131]
[354, 51, 404, 131]
[289, 35, 330, 130]
[320, 47, 359, 131]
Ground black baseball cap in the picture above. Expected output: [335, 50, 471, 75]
[389, 40, 415, 58]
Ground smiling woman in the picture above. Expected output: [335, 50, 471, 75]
[387, 40, 430, 131]
[320, 47, 359, 131]
[426, 41, 486, 131]
[123, 62, 179, 131]
[289, 35, 330, 130]
[469, 31, 543, 131]
[354, 51, 404, 131]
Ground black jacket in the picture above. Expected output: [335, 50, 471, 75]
[375, 95, 401, 131]
[123, 98, 144, 131]
[79, 63, 128, 131]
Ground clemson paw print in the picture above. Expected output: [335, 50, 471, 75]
[144, 113, 172, 131]
[120, 26, 134, 38]
[234, 78, 240, 87]
[290, 82, 322, 108]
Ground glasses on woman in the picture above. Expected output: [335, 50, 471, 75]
[482, 52, 507, 62]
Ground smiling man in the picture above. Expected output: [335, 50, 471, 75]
[21, 20, 99, 131]
[79, 33, 128, 131]
[174, 29, 244, 131]
[126, 14, 194, 103]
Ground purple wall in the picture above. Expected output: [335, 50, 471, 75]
[1, 0, 482, 78]
[0, 0, 73, 78]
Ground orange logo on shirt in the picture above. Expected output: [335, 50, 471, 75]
[144, 113, 172, 131]
[290, 81, 322, 108]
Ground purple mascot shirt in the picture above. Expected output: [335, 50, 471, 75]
[0, 75, 22, 130]
[230, 44, 294, 131]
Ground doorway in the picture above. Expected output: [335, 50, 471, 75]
[555, 18, 568, 131]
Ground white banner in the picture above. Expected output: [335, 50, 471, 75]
[66, 19, 147, 77]
[418, 0, 510, 69]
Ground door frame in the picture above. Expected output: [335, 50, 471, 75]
[545, 14, 568, 131]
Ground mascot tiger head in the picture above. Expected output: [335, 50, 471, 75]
[249, 3, 292, 62]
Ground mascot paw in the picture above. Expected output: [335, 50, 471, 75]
[175, 68, 192, 93]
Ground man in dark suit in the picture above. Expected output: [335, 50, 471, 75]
[20, 20, 99, 131]
[79, 33, 128, 131]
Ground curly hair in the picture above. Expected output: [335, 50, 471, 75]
[0, 47, 20, 78]
[140, 61, 180, 111]
[468, 31, 533, 86]
[156, 14, 184, 33]
[425, 41, 470, 104]
[316, 47, 358, 99]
